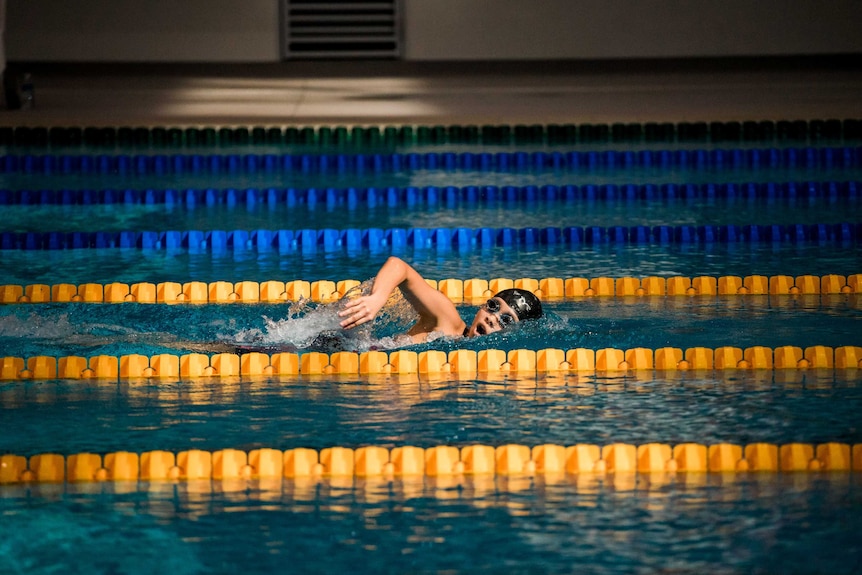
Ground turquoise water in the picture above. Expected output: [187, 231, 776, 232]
[1, 296, 860, 358]
[2, 473, 859, 575]
[1, 136, 862, 573]
[2, 243, 861, 286]
[2, 374, 862, 574]
[2, 372, 861, 456]
[2, 190, 861, 233]
[3, 161, 862, 190]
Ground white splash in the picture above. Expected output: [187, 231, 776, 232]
[227, 280, 420, 351]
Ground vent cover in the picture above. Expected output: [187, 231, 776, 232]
[282, 0, 401, 59]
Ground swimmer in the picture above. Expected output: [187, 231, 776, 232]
[155, 256, 543, 354]
[338, 256, 543, 342]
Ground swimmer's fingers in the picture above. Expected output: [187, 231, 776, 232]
[340, 310, 359, 329]
[339, 300, 375, 329]
[338, 299, 365, 327]
[340, 312, 371, 329]
[338, 297, 365, 317]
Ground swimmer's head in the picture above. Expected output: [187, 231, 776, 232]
[465, 289, 543, 337]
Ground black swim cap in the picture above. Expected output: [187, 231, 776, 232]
[494, 289, 543, 321]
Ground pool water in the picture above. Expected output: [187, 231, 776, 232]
[2, 242, 861, 288]
[2, 471, 861, 575]
[3, 158, 861, 190]
[2, 370, 861, 456]
[2, 126, 862, 574]
[2, 370, 862, 573]
[0, 296, 860, 358]
[2, 187, 862, 233]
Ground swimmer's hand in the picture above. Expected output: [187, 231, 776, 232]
[338, 293, 387, 329]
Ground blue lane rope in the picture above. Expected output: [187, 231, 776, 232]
[0, 147, 860, 175]
[1, 223, 858, 251]
[0, 181, 859, 207]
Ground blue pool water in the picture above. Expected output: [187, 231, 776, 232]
[2, 130, 862, 574]
[2, 184, 861, 234]
[2, 374, 862, 573]
[1, 296, 861, 358]
[3, 473, 860, 575]
[2, 371, 861, 457]
[2, 242, 862, 287]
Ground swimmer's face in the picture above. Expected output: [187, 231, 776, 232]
[465, 297, 519, 337]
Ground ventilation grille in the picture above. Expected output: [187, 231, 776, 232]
[282, 0, 400, 59]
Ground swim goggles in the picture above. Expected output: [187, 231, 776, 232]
[485, 298, 516, 328]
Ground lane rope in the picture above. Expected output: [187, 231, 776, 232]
[2, 118, 860, 149]
[1, 181, 859, 206]
[1, 147, 860, 176]
[2, 442, 860, 484]
[2, 344, 862, 381]
[2, 222, 860, 251]
[1, 274, 860, 304]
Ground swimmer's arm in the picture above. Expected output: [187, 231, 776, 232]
[339, 256, 463, 333]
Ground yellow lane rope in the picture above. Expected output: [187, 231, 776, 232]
[1, 442, 860, 485]
[2, 345, 861, 381]
[1, 273, 860, 304]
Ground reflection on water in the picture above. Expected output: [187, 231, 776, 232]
[2, 242, 862, 287]
[4, 191, 862, 233]
[1, 472, 860, 574]
[1, 372, 860, 457]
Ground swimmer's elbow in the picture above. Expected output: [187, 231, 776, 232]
[384, 256, 414, 284]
